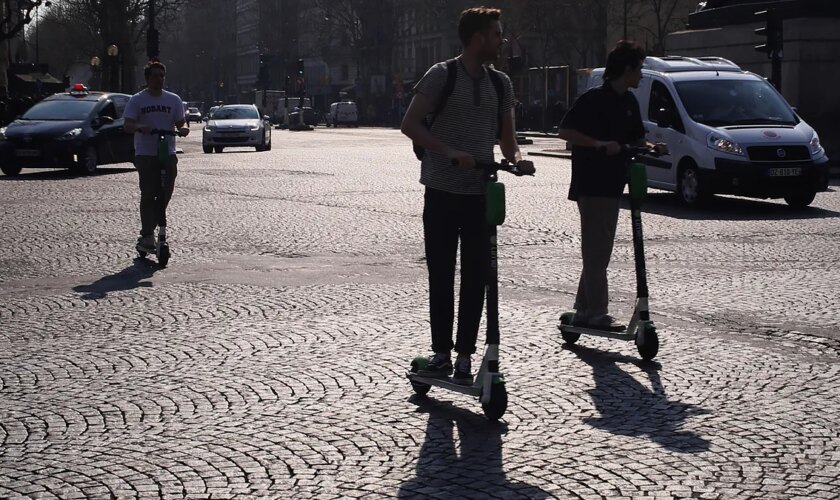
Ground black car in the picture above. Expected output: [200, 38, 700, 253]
[0, 84, 133, 176]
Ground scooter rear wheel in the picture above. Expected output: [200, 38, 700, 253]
[409, 357, 431, 396]
[481, 380, 507, 421]
[635, 322, 659, 361]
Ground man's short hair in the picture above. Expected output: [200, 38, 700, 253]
[144, 60, 167, 79]
[603, 40, 646, 81]
[458, 7, 502, 47]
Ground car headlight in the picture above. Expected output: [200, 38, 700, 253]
[204, 125, 215, 132]
[707, 133, 744, 156]
[58, 127, 83, 140]
[0, 127, 6, 140]
[249, 124, 260, 131]
[810, 132, 824, 156]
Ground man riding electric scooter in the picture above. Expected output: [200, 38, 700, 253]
[401, 7, 534, 418]
[124, 60, 189, 261]
[557, 41, 667, 333]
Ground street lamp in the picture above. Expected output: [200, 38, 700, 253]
[35, 0, 53, 66]
[89, 56, 101, 90]
[106, 44, 119, 92]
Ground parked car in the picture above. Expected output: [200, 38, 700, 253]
[288, 106, 318, 127]
[202, 104, 271, 153]
[326, 101, 358, 127]
[186, 107, 203, 124]
[583, 56, 829, 207]
[0, 84, 133, 176]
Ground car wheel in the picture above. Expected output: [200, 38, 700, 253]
[1, 164, 22, 176]
[784, 191, 816, 208]
[678, 162, 708, 205]
[214, 146, 224, 153]
[76, 145, 98, 175]
[203, 145, 213, 154]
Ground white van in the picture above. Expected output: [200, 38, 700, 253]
[327, 101, 358, 127]
[584, 56, 829, 207]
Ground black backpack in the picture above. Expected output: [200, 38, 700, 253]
[413, 59, 505, 161]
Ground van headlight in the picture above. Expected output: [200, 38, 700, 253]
[58, 127, 83, 140]
[810, 132, 824, 156]
[707, 133, 744, 156]
[0, 127, 6, 140]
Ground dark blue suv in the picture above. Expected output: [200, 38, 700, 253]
[0, 85, 133, 176]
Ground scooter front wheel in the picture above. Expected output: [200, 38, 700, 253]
[481, 379, 507, 421]
[635, 322, 659, 361]
[158, 244, 171, 268]
[409, 357, 431, 396]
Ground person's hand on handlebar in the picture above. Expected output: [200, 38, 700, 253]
[448, 149, 475, 169]
[653, 142, 668, 156]
[596, 141, 622, 156]
[514, 159, 535, 175]
[177, 126, 190, 137]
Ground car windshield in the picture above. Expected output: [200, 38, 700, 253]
[675, 79, 797, 127]
[212, 107, 258, 120]
[21, 100, 97, 120]
[188, 107, 199, 113]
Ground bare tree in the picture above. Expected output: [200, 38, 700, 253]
[1, 0, 43, 41]
[627, 0, 691, 55]
[51, 0, 187, 92]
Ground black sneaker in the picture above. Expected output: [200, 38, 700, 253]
[452, 357, 473, 386]
[417, 352, 452, 379]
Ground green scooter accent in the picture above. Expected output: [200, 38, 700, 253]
[486, 182, 506, 226]
[629, 161, 647, 202]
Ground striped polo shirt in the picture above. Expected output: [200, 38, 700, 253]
[414, 58, 514, 195]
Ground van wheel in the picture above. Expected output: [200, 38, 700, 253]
[784, 191, 816, 208]
[1, 164, 21, 176]
[214, 146, 224, 153]
[678, 162, 708, 205]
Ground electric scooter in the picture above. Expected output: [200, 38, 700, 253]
[407, 159, 533, 421]
[558, 145, 661, 360]
[136, 128, 180, 267]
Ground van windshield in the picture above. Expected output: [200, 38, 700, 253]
[674, 79, 797, 127]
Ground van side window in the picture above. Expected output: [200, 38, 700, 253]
[649, 81, 684, 133]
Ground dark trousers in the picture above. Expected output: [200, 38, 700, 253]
[423, 187, 487, 355]
[573, 196, 621, 317]
[135, 155, 178, 236]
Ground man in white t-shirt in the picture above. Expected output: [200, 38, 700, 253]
[124, 60, 189, 253]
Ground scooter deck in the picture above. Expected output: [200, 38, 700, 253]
[557, 324, 636, 341]
[406, 372, 482, 397]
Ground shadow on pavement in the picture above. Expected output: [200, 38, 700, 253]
[567, 344, 711, 454]
[72, 258, 158, 300]
[0, 167, 135, 181]
[624, 191, 840, 221]
[398, 396, 551, 499]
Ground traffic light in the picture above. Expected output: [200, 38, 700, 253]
[257, 53, 268, 86]
[297, 58, 305, 76]
[754, 9, 783, 58]
[146, 28, 159, 59]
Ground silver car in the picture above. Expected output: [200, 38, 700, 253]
[202, 104, 272, 153]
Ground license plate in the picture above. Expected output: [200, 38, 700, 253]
[768, 167, 801, 177]
[14, 149, 40, 157]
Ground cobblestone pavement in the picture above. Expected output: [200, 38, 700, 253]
[1, 128, 839, 499]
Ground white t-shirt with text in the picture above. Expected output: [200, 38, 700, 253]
[124, 89, 185, 156]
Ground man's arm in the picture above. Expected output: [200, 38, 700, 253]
[124, 117, 149, 135]
[499, 109, 535, 174]
[400, 93, 474, 168]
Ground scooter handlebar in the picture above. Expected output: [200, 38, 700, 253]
[148, 128, 184, 137]
[450, 158, 534, 176]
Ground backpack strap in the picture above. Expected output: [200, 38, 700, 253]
[488, 69, 505, 137]
[428, 59, 458, 126]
